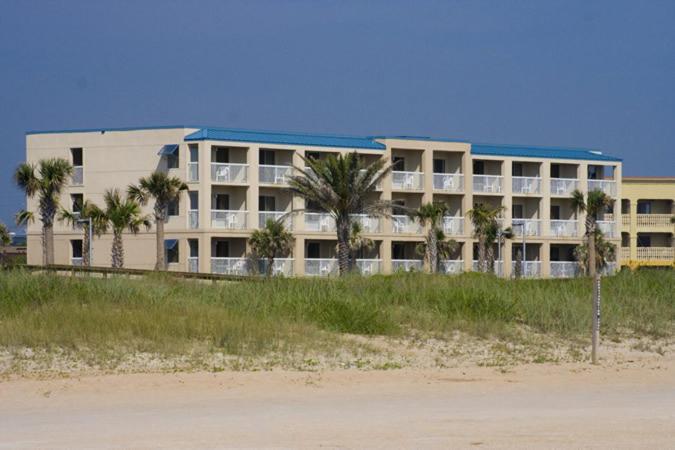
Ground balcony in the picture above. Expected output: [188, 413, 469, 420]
[350, 214, 381, 233]
[392, 215, 423, 234]
[550, 178, 578, 196]
[511, 219, 541, 236]
[621, 214, 630, 226]
[259, 211, 292, 230]
[550, 219, 578, 237]
[360, 169, 383, 190]
[636, 214, 672, 228]
[71, 166, 83, 186]
[188, 162, 199, 182]
[597, 220, 616, 238]
[636, 247, 674, 261]
[258, 258, 294, 277]
[392, 171, 424, 190]
[71, 257, 83, 266]
[511, 261, 541, 278]
[211, 163, 248, 183]
[355, 259, 382, 275]
[550, 261, 579, 278]
[588, 179, 617, 197]
[472, 175, 503, 193]
[211, 210, 248, 229]
[440, 259, 463, 274]
[620, 247, 630, 260]
[211, 257, 249, 275]
[259, 165, 292, 185]
[472, 260, 504, 275]
[187, 257, 199, 273]
[392, 259, 423, 272]
[305, 212, 336, 232]
[433, 173, 464, 193]
[305, 258, 338, 277]
[512, 176, 541, 195]
[442, 216, 464, 235]
[188, 210, 199, 229]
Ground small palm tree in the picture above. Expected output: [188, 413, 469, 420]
[485, 222, 513, 276]
[415, 228, 458, 273]
[345, 221, 375, 273]
[103, 189, 151, 268]
[288, 152, 391, 275]
[14, 158, 73, 265]
[467, 203, 505, 272]
[574, 229, 617, 275]
[0, 222, 11, 266]
[571, 189, 613, 278]
[58, 200, 107, 266]
[128, 172, 188, 270]
[408, 202, 449, 273]
[248, 219, 295, 277]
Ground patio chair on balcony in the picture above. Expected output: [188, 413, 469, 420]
[216, 166, 230, 182]
[320, 262, 332, 276]
[319, 216, 331, 232]
[393, 219, 405, 233]
[442, 177, 455, 191]
[226, 214, 237, 229]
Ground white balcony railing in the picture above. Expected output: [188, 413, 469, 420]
[392, 171, 424, 190]
[440, 259, 464, 274]
[258, 211, 293, 229]
[188, 210, 199, 229]
[512, 176, 541, 194]
[258, 258, 294, 277]
[433, 173, 464, 192]
[71, 166, 83, 185]
[620, 247, 630, 261]
[305, 258, 338, 277]
[636, 214, 673, 228]
[550, 219, 578, 237]
[211, 210, 248, 229]
[259, 165, 292, 185]
[622, 214, 630, 226]
[211, 257, 249, 275]
[350, 214, 381, 233]
[511, 261, 541, 278]
[511, 219, 541, 236]
[359, 169, 383, 190]
[188, 162, 199, 182]
[305, 212, 336, 232]
[472, 260, 504, 275]
[392, 215, 423, 234]
[597, 220, 615, 238]
[636, 247, 674, 261]
[550, 178, 578, 196]
[550, 261, 580, 278]
[71, 257, 83, 266]
[472, 175, 503, 193]
[188, 257, 199, 273]
[442, 216, 464, 235]
[588, 179, 617, 197]
[211, 163, 248, 183]
[355, 259, 382, 275]
[392, 259, 424, 272]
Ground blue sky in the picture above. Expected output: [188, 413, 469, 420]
[1, 0, 674, 230]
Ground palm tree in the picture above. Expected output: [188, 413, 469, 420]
[103, 189, 151, 268]
[485, 222, 513, 276]
[574, 229, 617, 275]
[467, 203, 505, 272]
[128, 172, 188, 270]
[571, 189, 613, 278]
[288, 152, 391, 275]
[345, 221, 375, 273]
[408, 202, 448, 273]
[58, 200, 107, 266]
[14, 158, 73, 265]
[0, 222, 11, 266]
[248, 219, 295, 277]
[415, 228, 458, 273]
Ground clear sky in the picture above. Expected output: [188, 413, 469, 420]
[1, 0, 674, 230]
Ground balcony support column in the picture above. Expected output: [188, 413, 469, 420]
[629, 199, 638, 261]
[422, 147, 434, 203]
[541, 162, 551, 238]
[247, 145, 259, 231]
[381, 238, 392, 274]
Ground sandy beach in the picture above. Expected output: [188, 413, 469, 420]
[1, 355, 673, 449]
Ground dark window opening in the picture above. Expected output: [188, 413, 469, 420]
[473, 160, 484, 175]
[70, 148, 83, 166]
[512, 163, 523, 177]
[189, 191, 199, 210]
[306, 242, 321, 259]
[189, 145, 199, 162]
[260, 149, 276, 165]
[188, 239, 199, 257]
[71, 194, 83, 213]
[433, 159, 445, 174]
[392, 243, 405, 260]
[550, 205, 561, 220]
[259, 196, 276, 211]
[212, 194, 229, 210]
[392, 156, 405, 170]
[167, 199, 179, 216]
[165, 239, 179, 263]
[637, 235, 651, 247]
[551, 164, 560, 178]
[214, 240, 229, 257]
[213, 147, 229, 163]
[71, 239, 83, 258]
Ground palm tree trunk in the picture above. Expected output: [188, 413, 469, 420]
[112, 230, 124, 268]
[428, 228, 438, 273]
[336, 218, 351, 276]
[266, 256, 274, 277]
[486, 245, 495, 273]
[155, 214, 165, 271]
[478, 235, 487, 272]
[44, 223, 54, 265]
[41, 225, 48, 266]
[82, 224, 90, 266]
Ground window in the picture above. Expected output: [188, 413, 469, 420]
[212, 194, 229, 210]
[392, 243, 405, 260]
[189, 191, 199, 210]
[551, 164, 560, 178]
[588, 166, 599, 180]
[433, 159, 445, 174]
[212, 147, 229, 163]
[214, 240, 229, 257]
[71, 239, 83, 258]
[165, 239, 179, 264]
[637, 235, 651, 247]
[167, 198, 179, 216]
[260, 150, 276, 165]
[189, 145, 199, 162]
[550, 246, 560, 261]
[306, 200, 322, 212]
[512, 204, 524, 219]
[306, 242, 321, 258]
[637, 201, 652, 214]
[159, 145, 180, 169]
[71, 194, 83, 213]
[392, 199, 405, 215]
[473, 160, 484, 175]
[305, 151, 320, 163]
[392, 156, 405, 170]
[188, 239, 199, 257]
[70, 148, 83, 166]
[259, 196, 276, 211]
[550, 205, 561, 220]
[512, 163, 523, 177]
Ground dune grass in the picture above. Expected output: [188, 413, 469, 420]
[0, 269, 673, 362]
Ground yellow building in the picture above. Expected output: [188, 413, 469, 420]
[620, 177, 675, 268]
[24, 126, 624, 278]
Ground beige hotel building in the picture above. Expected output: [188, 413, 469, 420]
[24, 125, 624, 278]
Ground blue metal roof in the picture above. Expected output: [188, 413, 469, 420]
[471, 143, 622, 162]
[184, 127, 386, 150]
